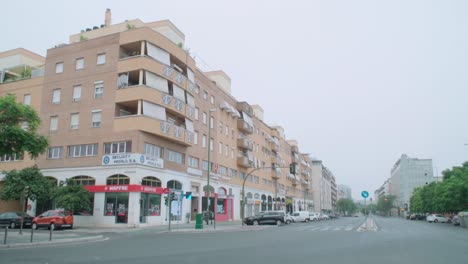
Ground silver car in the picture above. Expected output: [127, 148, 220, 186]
[426, 214, 449, 223]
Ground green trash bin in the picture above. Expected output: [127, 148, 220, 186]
[195, 213, 203, 229]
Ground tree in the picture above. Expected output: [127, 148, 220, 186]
[336, 198, 357, 215]
[0, 166, 55, 203]
[53, 179, 91, 214]
[0, 94, 49, 159]
[377, 195, 395, 216]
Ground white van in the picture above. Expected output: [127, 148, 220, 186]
[291, 211, 311, 222]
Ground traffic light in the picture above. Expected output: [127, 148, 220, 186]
[185, 191, 192, 200]
[290, 163, 296, 175]
[170, 192, 175, 201]
[164, 196, 168, 206]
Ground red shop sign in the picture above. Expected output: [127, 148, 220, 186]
[84, 185, 166, 194]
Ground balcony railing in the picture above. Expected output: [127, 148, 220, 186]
[237, 138, 253, 150]
[237, 119, 254, 134]
[114, 115, 192, 146]
[237, 156, 253, 168]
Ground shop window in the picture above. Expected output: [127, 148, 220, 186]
[141, 193, 161, 216]
[167, 180, 182, 190]
[104, 192, 129, 223]
[217, 199, 226, 214]
[142, 176, 161, 187]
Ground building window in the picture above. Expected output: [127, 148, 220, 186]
[219, 166, 227, 176]
[144, 143, 162, 158]
[230, 169, 237, 178]
[225, 126, 229, 137]
[94, 81, 103, 99]
[232, 129, 235, 140]
[142, 176, 162, 187]
[0, 153, 24, 162]
[225, 144, 229, 157]
[106, 174, 130, 185]
[210, 117, 214, 129]
[210, 95, 215, 105]
[203, 90, 208, 100]
[49, 116, 58, 131]
[70, 113, 79, 129]
[202, 135, 207, 148]
[23, 94, 31, 105]
[104, 192, 129, 223]
[218, 121, 223, 133]
[97, 53, 106, 65]
[194, 131, 198, 145]
[92, 110, 102, 128]
[188, 156, 199, 168]
[72, 85, 82, 102]
[55, 62, 64, 74]
[67, 144, 98, 157]
[218, 142, 223, 154]
[48, 147, 62, 159]
[75, 58, 84, 70]
[195, 107, 199, 120]
[166, 149, 185, 164]
[210, 138, 214, 152]
[52, 89, 61, 104]
[104, 141, 132, 154]
[202, 112, 207, 124]
[202, 160, 209, 171]
[231, 148, 235, 159]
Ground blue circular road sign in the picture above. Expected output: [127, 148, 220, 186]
[361, 191, 369, 198]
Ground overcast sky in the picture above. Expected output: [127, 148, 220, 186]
[2, 0, 468, 199]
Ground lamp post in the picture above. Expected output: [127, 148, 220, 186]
[206, 109, 216, 229]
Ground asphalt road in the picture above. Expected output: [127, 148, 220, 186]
[1, 216, 467, 264]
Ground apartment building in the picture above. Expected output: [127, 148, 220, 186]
[338, 184, 352, 200]
[0, 48, 45, 212]
[0, 11, 316, 227]
[374, 178, 391, 203]
[390, 154, 435, 212]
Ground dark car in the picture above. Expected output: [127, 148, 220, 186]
[0, 212, 34, 229]
[32, 210, 74, 230]
[244, 211, 285, 226]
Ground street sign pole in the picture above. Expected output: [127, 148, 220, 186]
[361, 190, 369, 215]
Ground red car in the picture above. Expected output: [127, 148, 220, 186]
[32, 210, 74, 230]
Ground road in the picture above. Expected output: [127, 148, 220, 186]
[1, 216, 467, 264]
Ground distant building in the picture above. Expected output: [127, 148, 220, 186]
[374, 178, 391, 204]
[390, 154, 435, 211]
[338, 184, 352, 200]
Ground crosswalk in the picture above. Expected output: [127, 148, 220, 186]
[290, 225, 356, 232]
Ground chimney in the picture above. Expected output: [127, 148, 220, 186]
[105, 8, 112, 27]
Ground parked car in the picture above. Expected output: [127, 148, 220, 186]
[320, 213, 330, 220]
[244, 211, 285, 226]
[309, 212, 320, 221]
[32, 210, 74, 230]
[291, 211, 311, 222]
[410, 213, 426, 220]
[426, 214, 450, 223]
[0, 212, 33, 229]
[284, 213, 294, 224]
[452, 215, 460, 226]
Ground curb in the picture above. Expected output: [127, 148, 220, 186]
[157, 226, 271, 234]
[0, 235, 106, 249]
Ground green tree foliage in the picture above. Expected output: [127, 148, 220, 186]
[376, 195, 396, 216]
[336, 198, 357, 215]
[0, 94, 49, 159]
[54, 179, 91, 214]
[410, 162, 468, 213]
[0, 166, 55, 203]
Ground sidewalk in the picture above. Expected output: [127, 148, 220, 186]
[0, 227, 105, 249]
[0, 221, 269, 248]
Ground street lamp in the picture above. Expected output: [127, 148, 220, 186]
[206, 108, 216, 229]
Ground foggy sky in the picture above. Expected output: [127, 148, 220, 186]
[2, 0, 467, 199]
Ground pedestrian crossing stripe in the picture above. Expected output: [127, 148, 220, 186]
[293, 226, 355, 232]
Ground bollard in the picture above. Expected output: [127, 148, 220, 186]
[30, 226, 34, 243]
[49, 226, 53, 241]
[4, 226, 8, 245]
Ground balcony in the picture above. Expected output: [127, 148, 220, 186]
[118, 56, 188, 90]
[237, 138, 253, 150]
[271, 155, 281, 164]
[237, 156, 253, 168]
[271, 170, 280, 180]
[291, 145, 299, 153]
[236, 102, 253, 116]
[116, 84, 187, 118]
[269, 141, 279, 152]
[114, 115, 193, 146]
[237, 119, 254, 134]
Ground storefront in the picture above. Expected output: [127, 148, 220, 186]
[85, 184, 168, 225]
